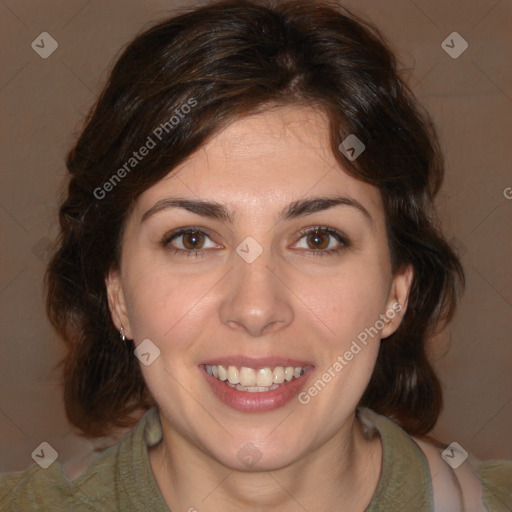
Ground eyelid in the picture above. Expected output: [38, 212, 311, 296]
[291, 225, 350, 252]
[294, 225, 349, 242]
[161, 226, 221, 248]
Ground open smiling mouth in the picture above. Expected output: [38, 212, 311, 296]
[200, 363, 312, 412]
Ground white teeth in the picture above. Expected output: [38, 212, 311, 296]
[273, 366, 285, 384]
[207, 364, 306, 390]
[284, 367, 294, 381]
[239, 367, 256, 387]
[256, 368, 273, 387]
[227, 366, 240, 384]
[217, 365, 228, 381]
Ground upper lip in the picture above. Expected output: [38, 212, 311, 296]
[199, 356, 314, 368]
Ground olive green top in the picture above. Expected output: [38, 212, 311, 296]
[1, 406, 511, 511]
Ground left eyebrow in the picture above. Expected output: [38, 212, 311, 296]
[282, 195, 374, 228]
[141, 194, 374, 228]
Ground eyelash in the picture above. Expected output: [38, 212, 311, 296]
[160, 226, 350, 259]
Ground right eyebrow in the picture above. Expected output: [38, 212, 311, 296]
[141, 198, 235, 224]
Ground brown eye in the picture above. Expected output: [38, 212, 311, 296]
[181, 230, 205, 250]
[306, 229, 329, 250]
[293, 226, 350, 257]
[161, 227, 221, 258]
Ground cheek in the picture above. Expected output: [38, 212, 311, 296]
[303, 255, 391, 345]
[123, 258, 217, 345]
[301, 260, 389, 412]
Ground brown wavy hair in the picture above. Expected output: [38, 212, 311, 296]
[45, 0, 465, 438]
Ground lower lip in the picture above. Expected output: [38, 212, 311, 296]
[200, 366, 311, 413]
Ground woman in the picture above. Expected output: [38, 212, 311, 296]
[1, 0, 511, 510]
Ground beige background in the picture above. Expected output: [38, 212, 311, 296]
[1, 0, 511, 472]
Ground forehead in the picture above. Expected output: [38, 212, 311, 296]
[134, 106, 383, 220]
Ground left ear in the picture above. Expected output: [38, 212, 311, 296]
[380, 264, 414, 339]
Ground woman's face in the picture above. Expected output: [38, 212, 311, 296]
[107, 105, 412, 471]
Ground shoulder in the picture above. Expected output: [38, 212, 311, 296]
[358, 407, 512, 512]
[412, 435, 512, 512]
[0, 463, 92, 511]
[473, 457, 512, 511]
[411, 436, 477, 511]
[0, 407, 162, 512]
[0, 441, 120, 511]
[358, 408, 434, 510]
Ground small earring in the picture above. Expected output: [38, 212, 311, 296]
[119, 326, 126, 341]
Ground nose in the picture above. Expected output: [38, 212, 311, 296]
[218, 246, 294, 338]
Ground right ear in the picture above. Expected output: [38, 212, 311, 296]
[105, 269, 133, 339]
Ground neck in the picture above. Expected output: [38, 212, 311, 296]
[149, 412, 382, 512]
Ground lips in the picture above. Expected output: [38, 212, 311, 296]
[199, 357, 314, 412]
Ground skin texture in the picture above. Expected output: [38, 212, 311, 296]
[106, 106, 414, 511]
